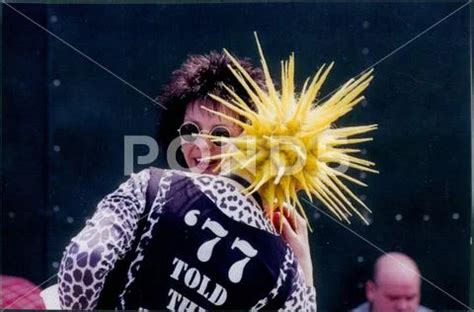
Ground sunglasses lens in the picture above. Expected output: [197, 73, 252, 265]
[211, 127, 231, 146]
[179, 123, 199, 142]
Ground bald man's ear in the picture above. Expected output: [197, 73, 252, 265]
[366, 280, 376, 302]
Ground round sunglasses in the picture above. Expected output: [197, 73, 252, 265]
[177, 122, 231, 146]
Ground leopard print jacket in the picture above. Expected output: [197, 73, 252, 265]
[57, 169, 316, 311]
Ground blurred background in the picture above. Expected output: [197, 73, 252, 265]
[2, 2, 471, 310]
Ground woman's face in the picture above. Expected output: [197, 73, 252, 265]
[180, 99, 242, 175]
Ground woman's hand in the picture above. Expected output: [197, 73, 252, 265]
[272, 208, 314, 286]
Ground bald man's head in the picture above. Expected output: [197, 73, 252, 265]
[366, 252, 422, 312]
[373, 253, 421, 287]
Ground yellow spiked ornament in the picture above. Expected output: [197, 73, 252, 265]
[201, 33, 378, 226]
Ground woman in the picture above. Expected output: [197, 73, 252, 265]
[57, 52, 316, 310]
[159, 51, 314, 289]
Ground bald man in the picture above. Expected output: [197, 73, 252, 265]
[351, 252, 431, 312]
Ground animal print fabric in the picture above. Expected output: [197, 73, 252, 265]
[118, 170, 173, 308]
[57, 169, 316, 310]
[280, 263, 317, 312]
[57, 170, 150, 309]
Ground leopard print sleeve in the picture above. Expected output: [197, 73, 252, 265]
[280, 263, 317, 312]
[57, 169, 150, 310]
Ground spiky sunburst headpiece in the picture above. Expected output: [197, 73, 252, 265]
[201, 33, 378, 225]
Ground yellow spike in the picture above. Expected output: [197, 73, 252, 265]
[336, 160, 379, 173]
[325, 165, 368, 187]
[199, 151, 240, 161]
[333, 148, 361, 154]
[321, 152, 376, 167]
[336, 153, 376, 167]
[327, 124, 378, 137]
[224, 50, 277, 113]
[318, 171, 370, 224]
[254, 32, 280, 105]
[200, 105, 250, 129]
[296, 63, 331, 117]
[327, 137, 374, 145]
[225, 65, 272, 116]
[326, 169, 371, 212]
[312, 183, 346, 221]
[238, 151, 264, 170]
[315, 178, 352, 217]
[297, 199, 314, 232]
[208, 93, 257, 122]
[299, 77, 311, 100]
[221, 84, 253, 111]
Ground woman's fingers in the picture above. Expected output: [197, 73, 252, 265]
[281, 215, 299, 244]
[273, 212, 298, 243]
[292, 208, 307, 230]
[282, 205, 307, 234]
[271, 211, 283, 233]
[282, 208, 297, 230]
[266, 203, 307, 235]
[270, 205, 308, 240]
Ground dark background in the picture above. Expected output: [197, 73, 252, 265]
[2, 2, 471, 310]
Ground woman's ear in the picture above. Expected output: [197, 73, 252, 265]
[366, 280, 376, 302]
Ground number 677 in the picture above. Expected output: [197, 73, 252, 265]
[184, 209, 258, 284]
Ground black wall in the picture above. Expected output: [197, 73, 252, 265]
[2, 2, 471, 310]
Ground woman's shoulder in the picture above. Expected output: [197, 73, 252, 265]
[144, 168, 278, 234]
[163, 170, 279, 235]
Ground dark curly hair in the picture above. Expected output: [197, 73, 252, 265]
[156, 51, 266, 153]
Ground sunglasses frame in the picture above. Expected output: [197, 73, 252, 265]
[177, 121, 231, 146]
